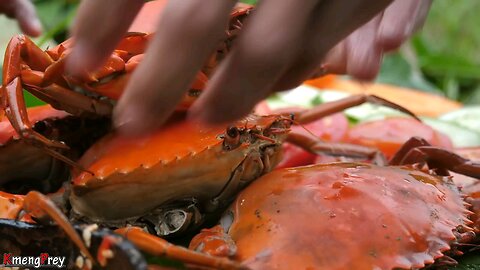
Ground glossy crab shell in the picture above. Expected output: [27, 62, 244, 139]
[195, 163, 473, 270]
[70, 114, 290, 224]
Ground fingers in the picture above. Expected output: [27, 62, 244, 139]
[272, 0, 393, 91]
[113, 0, 237, 135]
[68, 0, 145, 74]
[312, 0, 432, 81]
[0, 0, 42, 36]
[324, 14, 384, 80]
[189, 0, 319, 124]
[378, 0, 433, 51]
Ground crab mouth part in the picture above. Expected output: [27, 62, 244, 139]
[71, 200, 204, 238]
[139, 203, 203, 237]
[221, 116, 292, 152]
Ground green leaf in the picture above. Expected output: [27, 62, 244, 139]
[377, 53, 441, 94]
[450, 253, 480, 270]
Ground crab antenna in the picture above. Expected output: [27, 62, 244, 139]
[42, 147, 94, 175]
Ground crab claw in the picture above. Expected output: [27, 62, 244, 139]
[390, 137, 480, 179]
[414, 147, 480, 179]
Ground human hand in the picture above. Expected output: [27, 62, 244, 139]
[0, 0, 42, 36]
[322, 0, 432, 80]
[68, 0, 431, 136]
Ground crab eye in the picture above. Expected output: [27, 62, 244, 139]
[223, 126, 241, 151]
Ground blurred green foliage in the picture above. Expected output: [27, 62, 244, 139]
[379, 0, 480, 104]
[34, 0, 78, 45]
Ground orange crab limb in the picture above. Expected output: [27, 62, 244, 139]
[3, 35, 54, 84]
[286, 132, 386, 165]
[22, 191, 95, 263]
[1, 35, 112, 152]
[116, 227, 247, 270]
[3, 79, 107, 172]
[189, 225, 237, 258]
[3, 77, 69, 149]
[390, 137, 480, 178]
[293, 94, 419, 124]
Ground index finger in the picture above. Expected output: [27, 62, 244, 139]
[67, 0, 145, 75]
[113, 0, 237, 135]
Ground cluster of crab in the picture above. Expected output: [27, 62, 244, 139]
[1, 1, 480, 270]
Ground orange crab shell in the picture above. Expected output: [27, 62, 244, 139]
[196, 163, 472, 270]
[0, 105, 69, 143]
[69, 114, 289, 221]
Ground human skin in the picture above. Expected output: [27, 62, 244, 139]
[62, 0, 431, 135]
[0, 0, 42, 37]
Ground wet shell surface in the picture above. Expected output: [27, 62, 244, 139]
[225, 163, 472, 270]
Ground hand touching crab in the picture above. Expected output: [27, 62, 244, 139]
[67, 0, 432, 135]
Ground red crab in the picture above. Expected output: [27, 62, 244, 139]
[176, 137, 480, 270]
[0, 1, 252, 156]
[65, 94, 410, 237]
[0, 94, 418, 269]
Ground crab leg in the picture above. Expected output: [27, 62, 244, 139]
[3, 80, 98, 170]
[116, 227, 248, 270]
[390, 137, 480, 179]
[22, 191, 95, 263]
[293, 94, 419, 124]
[2, 35, 53, 127]
[389, 137, 431, 166]
[3, 77, 69, 149]
[287, 132, 387, 165]
[1, 36, 79, 149]
[1, 35, 114, 170]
